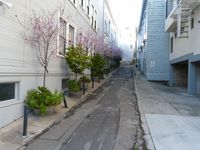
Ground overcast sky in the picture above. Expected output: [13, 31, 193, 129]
[108, 0, 142, 32]
[108, 0, 143, 60]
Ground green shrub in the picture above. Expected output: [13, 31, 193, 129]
[68, 80, 80, 92]
[25, 86, 63, 115]
[78, 76, 91, 83]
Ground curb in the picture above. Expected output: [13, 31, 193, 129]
[18, 70, 115, 149]
[134, 76, 156, 150]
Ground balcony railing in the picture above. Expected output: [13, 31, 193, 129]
[166, 0, 183, 18]
[166, 0, 173, 18]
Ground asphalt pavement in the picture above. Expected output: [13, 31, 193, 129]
[24, 65, 144, 150]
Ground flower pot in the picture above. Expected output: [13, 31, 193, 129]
[80, 82, 89, 91]
[33, 106, 56, 116]
[68, 90, 82, 98]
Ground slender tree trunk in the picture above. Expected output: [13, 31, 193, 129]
[43, 66, 47, 87]
[83, 71, 85, 95]
[92, 76, 94, 88]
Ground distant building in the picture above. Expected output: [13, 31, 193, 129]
[165, 0, 200, 95]
[136, 0, 170, 81]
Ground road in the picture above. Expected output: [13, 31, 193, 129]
[24, 65, 145, 150]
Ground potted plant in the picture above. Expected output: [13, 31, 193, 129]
[25, 86, 63, 116]
[67, 80, 81, 97]
[78, 76, 91, 91]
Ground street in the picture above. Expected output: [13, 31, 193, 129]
[24, 65, 144, 150]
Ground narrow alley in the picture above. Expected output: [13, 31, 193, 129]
[23, 65, 144, 150]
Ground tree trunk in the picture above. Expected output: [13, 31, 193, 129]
[43, 66, 47, 87]
[82, 72, 85, 95]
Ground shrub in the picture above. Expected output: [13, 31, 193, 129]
[68, 80, 80, 92]
[91, 54, 106, 78]
[78, 76, 91, 83]
[25, 86, 63, 115]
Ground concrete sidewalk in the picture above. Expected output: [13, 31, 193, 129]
[135, 75, 200, 150]
[0, 73, 113, 150]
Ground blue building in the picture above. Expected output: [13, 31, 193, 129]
[137, 0, 170, 81]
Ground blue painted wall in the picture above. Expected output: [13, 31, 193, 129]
[146, 0, 170, 81]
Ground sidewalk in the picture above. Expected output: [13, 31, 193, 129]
[0, 73, 113, 150]
[135, 75, 200, 150]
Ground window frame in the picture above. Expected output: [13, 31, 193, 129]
[191, 17, 194, 29]
[91, 5, 94, 26]
[86, 0, 90, 15]
[68, 24, 75, 46]
[59, 17, 67, 55]
[0, 82, 18, 103]
[81, 0, 84, 7]
[94, 10, 97, 30]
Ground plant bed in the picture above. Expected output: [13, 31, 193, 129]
[68, 90, 82, 98]
[25, 86, 63, 116]
[79, 76, 91, 91]
[67, 80, 81, 97]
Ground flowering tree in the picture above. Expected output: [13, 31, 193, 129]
[16, 9, 67, 87]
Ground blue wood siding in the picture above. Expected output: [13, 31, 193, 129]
[146, 0, 170, 81]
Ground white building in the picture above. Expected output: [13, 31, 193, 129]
[165, 0, 200, 95]
[0, 0, 118, 128]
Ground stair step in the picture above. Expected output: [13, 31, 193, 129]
[180, 31, 188, 33]
[181, 8, 190, 11]
[179, 36, 188, 38]
[181, 26, 189, 28]
[181, 20, 189, 23]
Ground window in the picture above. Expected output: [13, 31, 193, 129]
[191, 17, 194, 29]
[68, 25, 75, 46]
[86, 0, 90, 15]
[108, 20, 111, 35]
[170, 37, 173, 53]
[105, 20, 108, 35]
[59, 18, 67, 54]
[72, 0, 76, 5]
[91, 5, 94, 26]
[81, 0, 84, 7]
[94, 10, 97, 30]
[0, 83, 16, 101]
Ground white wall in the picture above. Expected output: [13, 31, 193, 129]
[0, 0, 96, 128]
[170, 6, 200, 60]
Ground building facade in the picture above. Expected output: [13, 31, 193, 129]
[0, 0, 118, 128]
[137, 0, 170, 81]
[166, 0, 200, 95]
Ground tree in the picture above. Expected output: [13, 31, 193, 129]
[91, 54, 106, 82]
[16, 8, 67, 87]
[65, 44, 91, 81]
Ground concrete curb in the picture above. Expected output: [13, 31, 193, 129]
[134, 76, 156, 150]
[18, 70, 116, 149]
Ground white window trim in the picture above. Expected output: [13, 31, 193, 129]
[57, 13, 67, 58]
[67, 23, 77, 47]
[0, 81, 20, 106]
[86, 0, 90, 16]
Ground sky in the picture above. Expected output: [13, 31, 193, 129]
[108, 0, 143, 60]
[108, 0, 142, 31]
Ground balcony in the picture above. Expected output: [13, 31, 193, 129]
[165, 0, 200, 34]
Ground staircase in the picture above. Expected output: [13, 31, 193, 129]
[177, 7, 190, 38]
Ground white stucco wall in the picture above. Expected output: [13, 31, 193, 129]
[0, 0, 97, 128]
